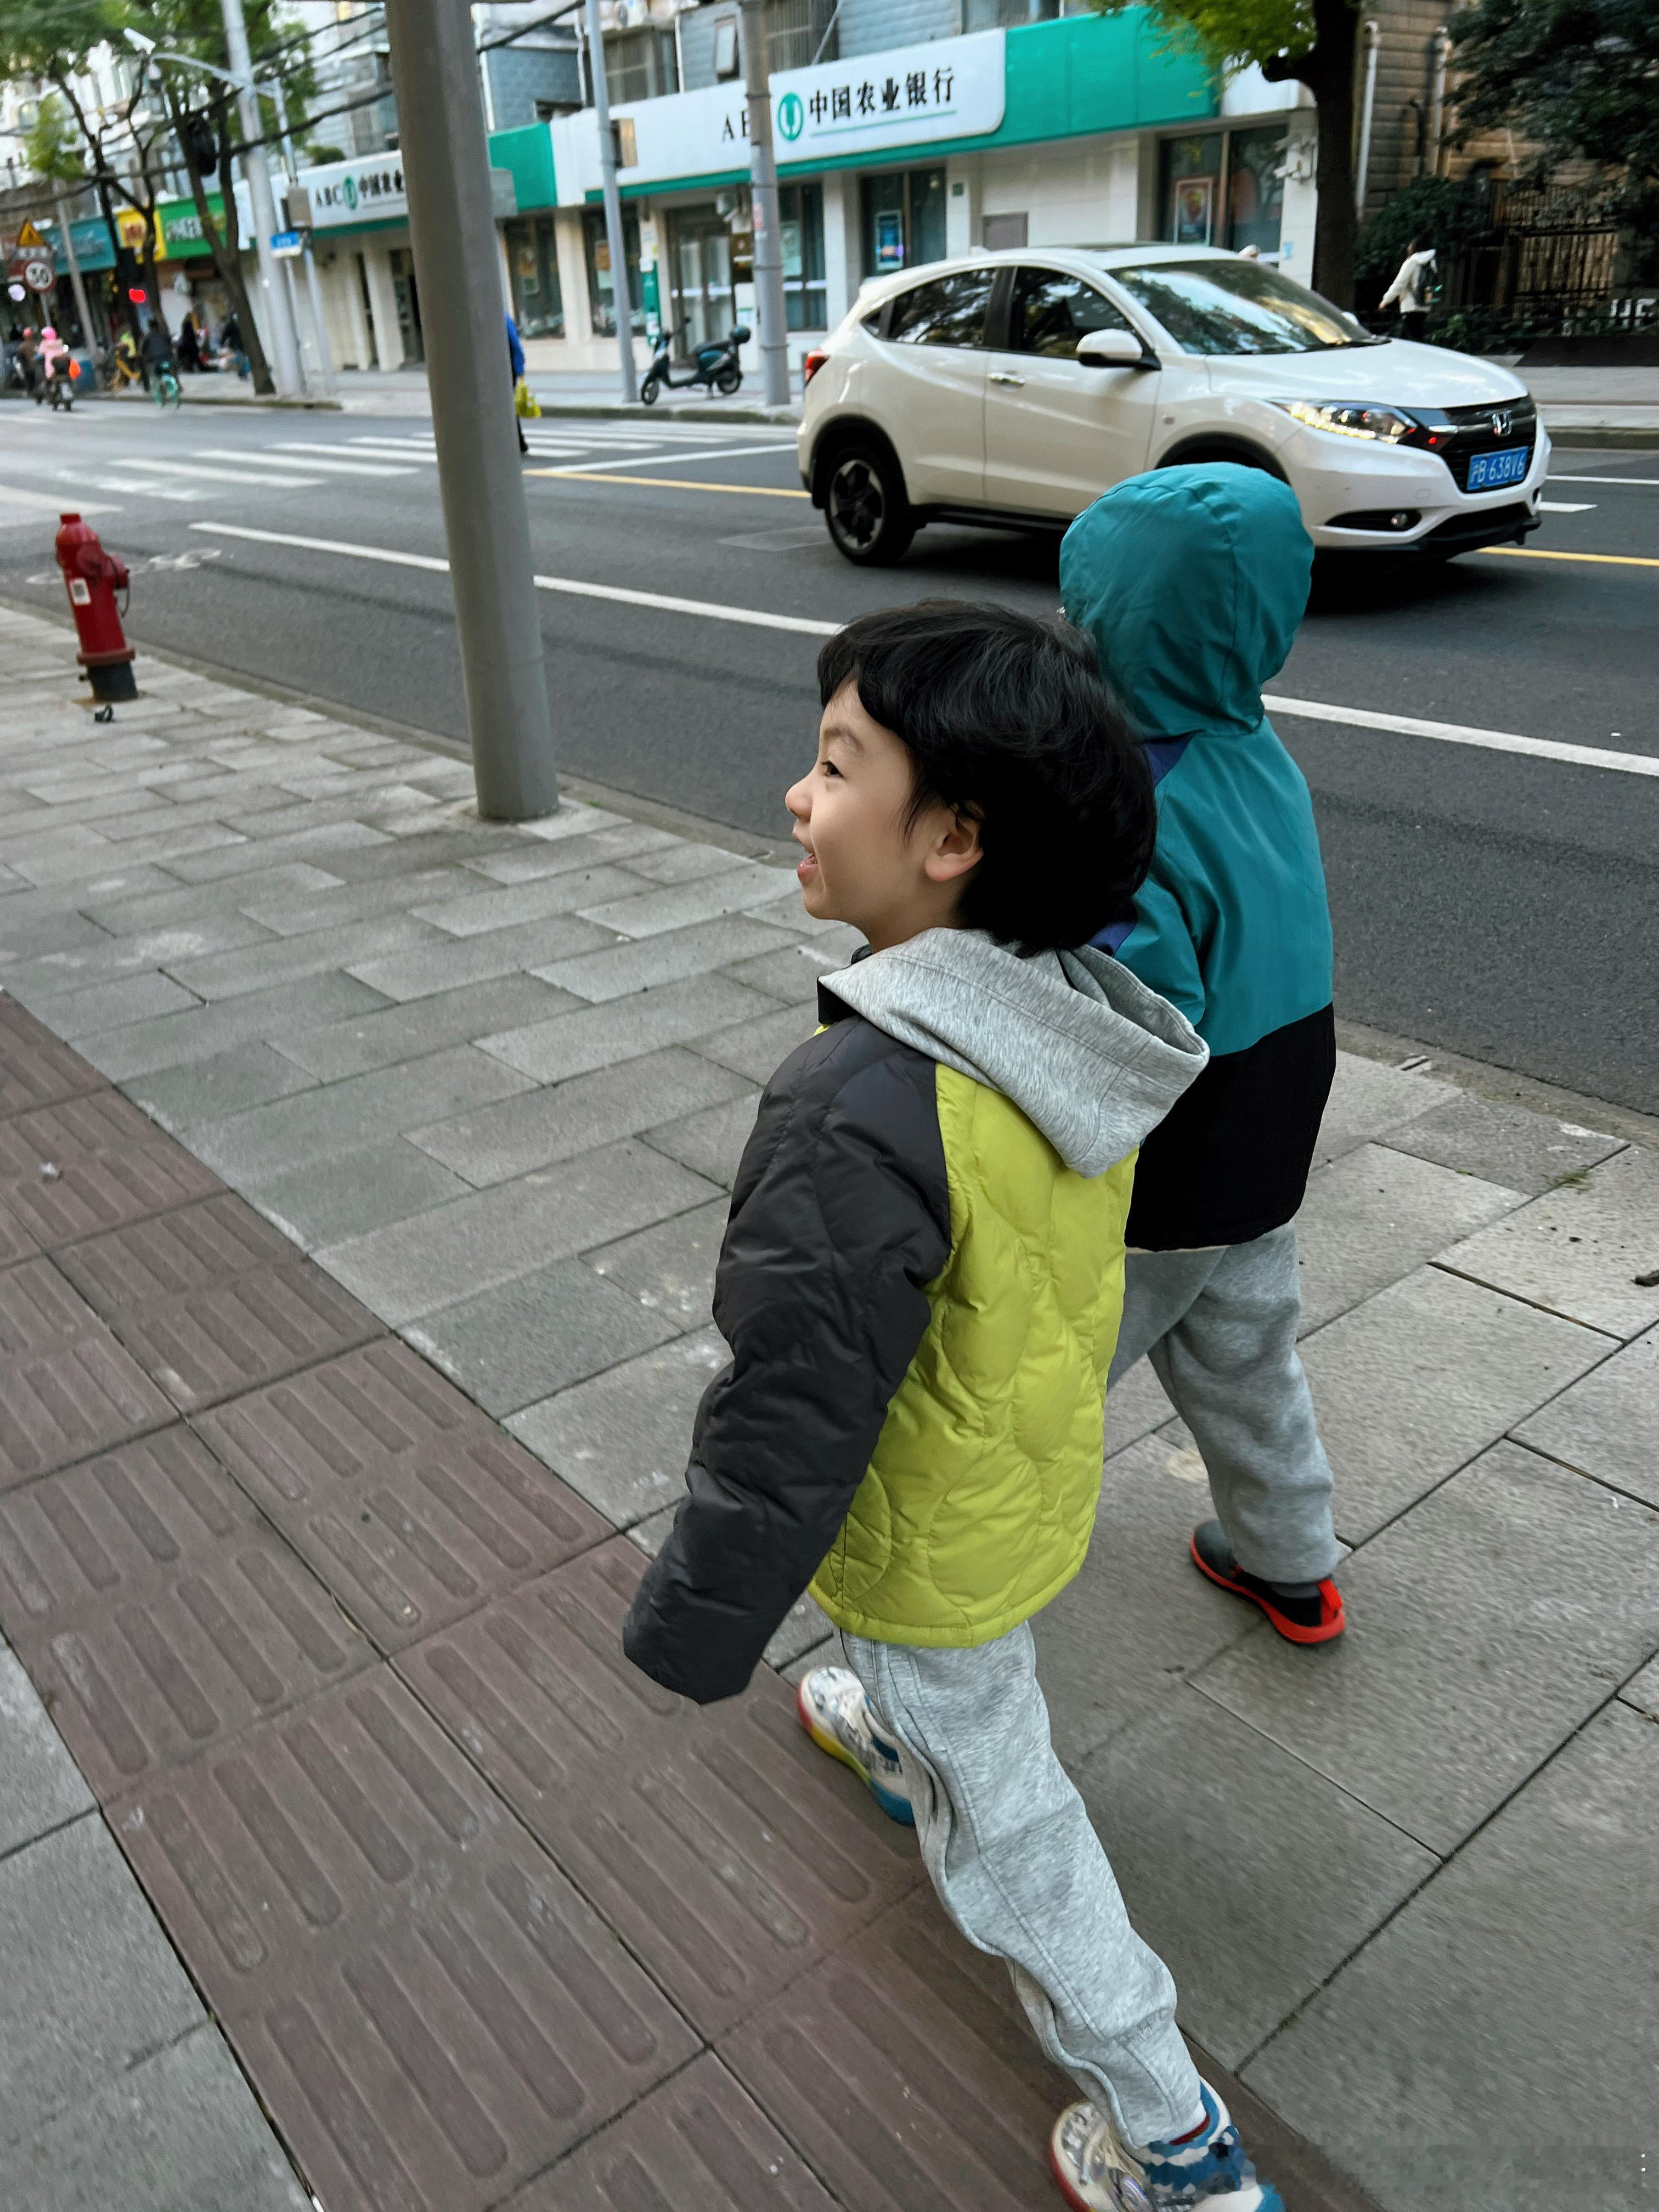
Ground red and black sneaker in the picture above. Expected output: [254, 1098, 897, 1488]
[1189, 1520, 1345, 1645]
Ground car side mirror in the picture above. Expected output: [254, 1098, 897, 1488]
[1076, 328, 1159, 370]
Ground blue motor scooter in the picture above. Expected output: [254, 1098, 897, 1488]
[639, 321, 749, 405]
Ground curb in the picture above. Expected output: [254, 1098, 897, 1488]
[528, 398, 800, 426]
[1545, 425, 1659, 450]
[81, 391, 344, 411]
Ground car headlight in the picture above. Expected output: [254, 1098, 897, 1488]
[1274, 399, 1422, 443]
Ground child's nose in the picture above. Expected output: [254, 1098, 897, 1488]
[785, 775, 811, 821]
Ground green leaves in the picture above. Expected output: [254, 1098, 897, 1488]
[1089, 0, 1316, 71]
[1452, 0, 1659, 191]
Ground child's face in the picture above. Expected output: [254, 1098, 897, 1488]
[785, 680, 981, 955]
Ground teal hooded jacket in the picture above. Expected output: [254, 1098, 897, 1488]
[1061, 465, 1335, 1247]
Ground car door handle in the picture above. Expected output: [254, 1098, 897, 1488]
[989, 371, 1025, 387]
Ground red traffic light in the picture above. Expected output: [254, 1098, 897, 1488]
[127, 287, 146, 303]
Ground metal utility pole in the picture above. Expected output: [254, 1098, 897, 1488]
[53, 188, 100, 383]
[738, 0, 791, 408]
[270, 74, 334, 396]
[386, 0, 560, 820]
[584, 0, 638, 403]
[219, 0, 302, 397]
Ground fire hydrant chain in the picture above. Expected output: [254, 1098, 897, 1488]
[54, 513, 138, 706]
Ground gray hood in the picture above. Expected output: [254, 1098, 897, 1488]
[824, 927, 1207, 1177]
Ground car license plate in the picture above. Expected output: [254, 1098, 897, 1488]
[1467, 444, 1529, 491]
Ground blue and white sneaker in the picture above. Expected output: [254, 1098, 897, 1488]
[796, 1666, 914, 1825]
[1049, 2083, 1284, 2211]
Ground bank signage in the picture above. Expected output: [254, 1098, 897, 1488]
[300, 156, 409, 228]
[552, 27, 1006, 201]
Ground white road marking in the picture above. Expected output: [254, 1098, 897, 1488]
[1536, 499, 1595, 513]
[221, 445, 419, 476]
[535, 442, 802, 474]
[1548, 475, 1659, 487]
[66, 473, 205, 500]
[112, 456, 321, 488]
[0, 482, 119, 524]
[188, 520, 1658, 779]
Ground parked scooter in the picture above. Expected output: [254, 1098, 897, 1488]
[639, 321, 749, 406]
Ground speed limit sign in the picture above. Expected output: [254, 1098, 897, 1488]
[23, 256, 55, 294]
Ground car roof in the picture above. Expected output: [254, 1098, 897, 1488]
[852, 242, 1237, 305]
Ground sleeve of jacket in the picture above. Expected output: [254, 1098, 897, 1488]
[622, 1022, 950, 1704]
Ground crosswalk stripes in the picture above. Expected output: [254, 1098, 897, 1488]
[111, 456, 323, 489]
[208, 445, 418, 477]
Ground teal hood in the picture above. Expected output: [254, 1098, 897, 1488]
[1059, 465, 1312, 741]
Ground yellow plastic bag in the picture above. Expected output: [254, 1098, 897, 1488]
[514, 377, 541, 419]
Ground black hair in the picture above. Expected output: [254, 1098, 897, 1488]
[816, 600, 1154, 957]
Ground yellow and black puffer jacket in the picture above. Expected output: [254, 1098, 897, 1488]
[624, 928, 1207, 1705]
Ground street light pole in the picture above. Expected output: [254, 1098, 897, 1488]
[584, 0, 638, 403]
[738, 0, 791, 408]
[218, 0, 302, 397]
[269, 74, 334, 396]
[385, 0, 560, 820]
[53, 187, 100, 384]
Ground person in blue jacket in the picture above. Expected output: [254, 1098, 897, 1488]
[506, 311, 528, 455]
[1061, 464, 1345, 1645]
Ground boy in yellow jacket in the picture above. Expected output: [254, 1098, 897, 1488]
[624, 603, 1284, 2212]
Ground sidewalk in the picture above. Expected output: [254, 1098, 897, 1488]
[0, 600, 1654, 2212]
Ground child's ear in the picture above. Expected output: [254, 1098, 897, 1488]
[926, 805, 984, 886]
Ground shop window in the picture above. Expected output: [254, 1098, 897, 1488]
[584, 205, 646, 336]
[507, 216, 565, 340]
[1158, 128, 1286, 256]
[1159, 133, 1223, 248]
[604, 26, 678, 106]
[1225, 126, 1286, 256]
[778, 182, 826, 331]
[860, 166, 946, 279]
[766, 0, 837, 73]
[964, 0, 1056, 24]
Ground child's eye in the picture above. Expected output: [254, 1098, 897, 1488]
[821, 759, 841, 778]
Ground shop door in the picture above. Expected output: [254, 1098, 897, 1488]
[669, 212, 733, 353]
[389, 246, 424, 364]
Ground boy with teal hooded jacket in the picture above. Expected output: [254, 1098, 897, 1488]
[1061, 464, 1345, 1643]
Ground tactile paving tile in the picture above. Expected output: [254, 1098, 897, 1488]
[506, 2052, 837, 2210]
[0, 1087, 161, 1175]
[56, 1193, 383, 1412]
[0, 1103, 221, 1249]
[111, 1669, 699, 2212]
[0, 1197, 40, 1267]
[720, 1887, 1071, 2212]
[0, 1255, 175, 1491]
[398, 1539, 922, 2039]
[196, 1339, 608, 1651]
[0, 1424, 375, 1798]
[0, 994, 106, 1115]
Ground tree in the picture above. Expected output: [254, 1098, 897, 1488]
[1452, 0, 1659, 262]
[1096, 0, 1363, 306]
[21, 90, 87, 184]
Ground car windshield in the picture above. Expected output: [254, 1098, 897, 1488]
[1109, 259, 1381, 355]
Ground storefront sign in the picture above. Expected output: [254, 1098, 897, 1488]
[301, 156, 409, 229]
[37, 215, 117, 272]
[157, 195, 227, 261]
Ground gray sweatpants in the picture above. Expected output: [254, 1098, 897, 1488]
[1108, 1222, 1342, 1584]
[842, 1622, 1202, 2147]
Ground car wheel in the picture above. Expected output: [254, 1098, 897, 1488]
[715, 364, 741, 396]
[639, 376, 660, 407]
[824, 441, 916, 566]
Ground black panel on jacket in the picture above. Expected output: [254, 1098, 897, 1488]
[1126, 1003, 1336, 1251]
[623, 1011, 950, 1705]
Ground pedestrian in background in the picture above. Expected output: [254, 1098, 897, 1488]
[506, 310, 528, 455]
[1062, 464, 1346, 1650]
[1380, 240, 1436, 340]
[176, 313, 201, 374]
[624, 602, 1289, 2211]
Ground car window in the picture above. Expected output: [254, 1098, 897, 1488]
[886, 269, 995, 349]
[1111, 259, 1380, 355]
[1011, 268, 1132, 358]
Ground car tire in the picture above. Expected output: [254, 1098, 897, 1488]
[640, 375, 660, 407]
[715, 364, 741, 396]
[1158, 441, 1286, 482]
[823, 439, 916, 565]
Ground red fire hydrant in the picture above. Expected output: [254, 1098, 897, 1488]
[55, 514, 138, 703]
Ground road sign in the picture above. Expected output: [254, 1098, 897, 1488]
[15, 218, 47, 249]
[270, 228, 302, 258]
[23, 256, 57, 294]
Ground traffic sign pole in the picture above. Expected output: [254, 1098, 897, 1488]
[585, 0, 639, 404]
[739, 0, 791, 409]
[219, 0, 302, 398]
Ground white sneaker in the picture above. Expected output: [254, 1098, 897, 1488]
[795, 1666, 914, 1825]
[1049, 2084, 1284, 2209]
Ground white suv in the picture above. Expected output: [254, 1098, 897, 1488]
[797, 245, 1548, 565]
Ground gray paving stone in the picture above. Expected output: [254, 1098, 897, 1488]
[627, 1501, 833, 1667]
[74, 970, 390, 1083]
[190, 1045, 535, 1183]
[1514, 1325, 1659, 1508]
[1437, 1144, 1659, 1341]
[623, 839, 758, 885]
[1031, 1424, 1264, 1768]
[162, 912, 444, 1001]
[1194, 1441, 1659, 1852]
[405, 1257, 676, 1415]
[0, 1638, 94, 1858]
[1074, 1689, 1436, 2069]
[0, 1814, 203, 2140]
[463, 821, 667, 884]
[723, 940, 851, 1003]
[1295, 1144, 1525, 1331]
[507, 1323, 729, 1524]
[247, 1138, 473, 1250]
[1620, 1654, 1659, 1720]
[318, 1140, 718, 1325]
[0, 2021, 309, 2211]
[77, 862, 345, 938]
[161, 818, 391, 881]
[1299, 1266, 1613, 1543]
[408, 1047, 752, 1186]
[1243, 1700, 1657, 2212]
[643, 1092, 762, 1189]
[0, 910, 119, 968]
[238, 864, 481, 937]
[121, 1041, 320, 1132]
[480, 972, 770, 1084]
[345, 913, 617, 1001]
[1313, 1053, 1460, 1170]
[411, 862, 645, 937]
[303, 822, 530, 881]
[531, 912, 803, 1004]
[270, 973, 580, 1082]
[5, 912, 275, 999]
[15, 970, 201, 1038]
[1380, 1091, 1626, 1197]
[584, 1197, 729, 1330]
[577, 863, 789, 940]
[689, 997, 822, 1084]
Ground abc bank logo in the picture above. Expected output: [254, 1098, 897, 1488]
[341, 174, 359, 210]
[777, 91, 804, 141]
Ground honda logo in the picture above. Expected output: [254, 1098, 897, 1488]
[1489, 409, 1513, 439]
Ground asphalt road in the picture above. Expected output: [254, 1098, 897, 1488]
[2, 394, 1654, 1113]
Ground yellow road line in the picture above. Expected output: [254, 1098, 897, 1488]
[526, 469, 810, 498]
[1481, 545, 1659, 569]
